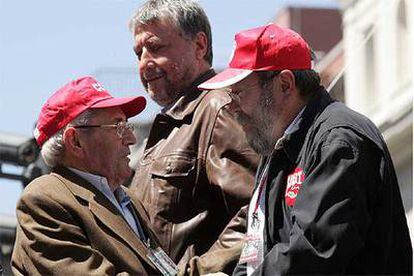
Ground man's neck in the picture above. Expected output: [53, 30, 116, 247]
[161, 67, 214, 113]
[62, 161, 119, 192]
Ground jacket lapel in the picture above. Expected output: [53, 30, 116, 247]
[88, 199, 157, 270]
[53, 167, 158, 271]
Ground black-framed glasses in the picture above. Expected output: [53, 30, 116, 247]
[72, 121, 135, 138]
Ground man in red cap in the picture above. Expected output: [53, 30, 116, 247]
[11, 76, 177, 275]
[199, 24, 412, 275]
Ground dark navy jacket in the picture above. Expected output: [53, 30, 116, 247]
[234, 88, 412, 275]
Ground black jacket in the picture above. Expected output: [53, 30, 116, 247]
[234, 88, 412, 275]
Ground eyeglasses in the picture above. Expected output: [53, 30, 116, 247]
[72, 121, 135, 138]
[226, 72, 280, 102]
[225, 82, 261, 103]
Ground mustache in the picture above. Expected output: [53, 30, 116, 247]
[142, 67, 165, 82]
[234, 109, 274, 154]
[234, 110, 252, 126]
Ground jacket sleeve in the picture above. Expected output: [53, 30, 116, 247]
[182, 207, 248, 276]
[206, 104, 258, 214]
[253, 128, 377, 275]
[11, 187, 118, 275]
[182, 103, 259, 275]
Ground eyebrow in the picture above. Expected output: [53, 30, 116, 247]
[109, 116, 127, 124]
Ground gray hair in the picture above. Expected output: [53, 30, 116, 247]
[41, 109, 95, 168]
[129, 0, 213, 65]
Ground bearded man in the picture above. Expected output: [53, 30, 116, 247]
[199, 23, 412, 275]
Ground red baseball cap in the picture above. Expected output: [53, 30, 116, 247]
[198, 23, 311, 90]
[34, 76, 147, 146]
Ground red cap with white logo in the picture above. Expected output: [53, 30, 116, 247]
[198, 23, 311, 90]
[34, 76, 146, 146]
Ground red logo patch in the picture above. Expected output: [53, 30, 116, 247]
[285, 167, 305, 206]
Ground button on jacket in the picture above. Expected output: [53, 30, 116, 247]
[12, 167, 162, 276]
[234, 88, 412, 275]
[131, 69, 259, 273]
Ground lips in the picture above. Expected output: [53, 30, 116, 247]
[120, 149, 131, 159]
[146, 74, 164, 82]
[144, 68, 165, 82]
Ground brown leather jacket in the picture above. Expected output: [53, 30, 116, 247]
[131, 69, 259, 274]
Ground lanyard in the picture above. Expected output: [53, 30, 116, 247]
[251, 136, 285, 223]
[252, 159, 271, 214]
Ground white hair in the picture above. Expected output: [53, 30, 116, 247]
[40, 109, 95, 168]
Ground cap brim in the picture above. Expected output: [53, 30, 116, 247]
[91, 96, 147, 118]
[198, 68, 253, 90]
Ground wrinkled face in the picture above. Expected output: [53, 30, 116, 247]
[228, 74, 278, 155]
[78, 107, 137, 187]
[133, 20, 199, 106]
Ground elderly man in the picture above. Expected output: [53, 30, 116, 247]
[199, 24, 412, 275]
[128, 0, 259, 274]
[11, 76, 177, 275]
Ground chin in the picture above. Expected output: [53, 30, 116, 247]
[118, 165, 132, 177]
[153, 94, 175, 107]
[146, 88, 165, 105]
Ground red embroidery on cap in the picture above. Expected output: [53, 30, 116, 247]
[285, 167, 305, 206]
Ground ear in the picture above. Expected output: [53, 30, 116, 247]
[194, 32, 208, 61]
[278, 70, 296, 95]
[63, 127, 83, 157]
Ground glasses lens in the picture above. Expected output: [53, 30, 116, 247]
[116, 122, 134, 137]
[224, 89, 239, 102]
[126, 122, 134, 133]
[228, 92, 240, 102]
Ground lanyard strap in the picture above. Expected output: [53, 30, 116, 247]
[252, 156, 272, 214]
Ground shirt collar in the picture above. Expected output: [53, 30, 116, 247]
[273, 107, 305, 151]
[67, 168, 131, 208]
[114, 187, 131, 208]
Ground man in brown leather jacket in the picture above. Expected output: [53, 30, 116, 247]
[128, 0, 259, 274]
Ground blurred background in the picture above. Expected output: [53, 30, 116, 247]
[0, 0, 412, 274]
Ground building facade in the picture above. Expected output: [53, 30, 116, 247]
[273, 6, 343, 60]
[273, 6, 345, 102]
[340, 0, 413, 236]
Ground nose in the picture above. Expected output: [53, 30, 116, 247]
[139, 48, 156, 71]
[123, 127, 137, 146]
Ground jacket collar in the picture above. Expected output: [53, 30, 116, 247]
[162, 69, 216, 121]
[282, 87, 334, 164]
[51, 166, 158, 271]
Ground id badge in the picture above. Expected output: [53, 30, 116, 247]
[147, 247, 178, 276]
[238, 234, 263, 264]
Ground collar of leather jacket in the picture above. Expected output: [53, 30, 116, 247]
[164, 69, 217, 121]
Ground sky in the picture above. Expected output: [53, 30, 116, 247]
[0, 0, 338, 216]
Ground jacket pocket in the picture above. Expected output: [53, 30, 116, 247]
[150, 152, 196, 178]
[148, 152, 197, 222]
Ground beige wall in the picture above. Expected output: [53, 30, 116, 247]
[340, 0, 413, 240]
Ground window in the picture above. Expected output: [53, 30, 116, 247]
[396, 0, 411, 89]
[363, 27, 377, 110]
